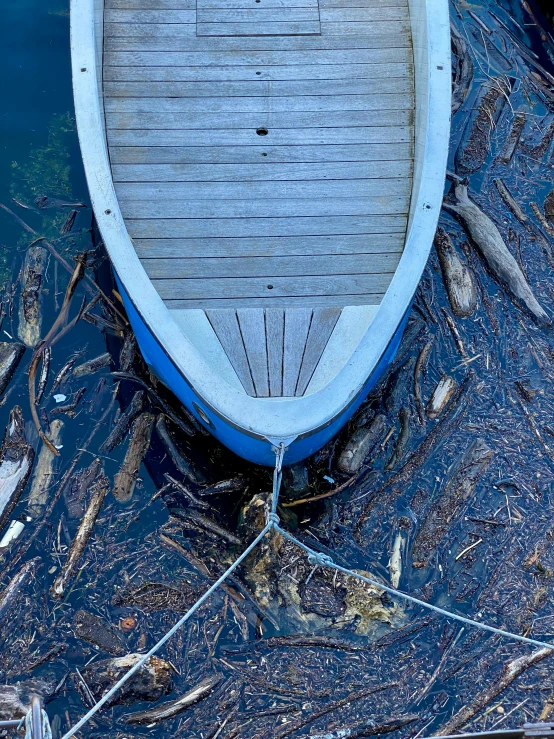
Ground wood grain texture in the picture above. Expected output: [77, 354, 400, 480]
[296, 307, 341, 395]
[205, 310, 255, 394]
[265, 307, 285, 395]
[236, 309, 269, 396]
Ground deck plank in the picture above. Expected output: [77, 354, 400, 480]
[296, 307, 341, 395]
[205, 310, 256, 395]
[236, 309, 270, 397]
[265, 308, 285, 396]
[283, 309, 312, 396]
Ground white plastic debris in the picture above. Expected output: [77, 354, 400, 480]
[0, 520, 25, 548]
[53, 394, 67, 403]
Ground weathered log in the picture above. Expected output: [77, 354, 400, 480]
[451, 24, 474, 116]
[82, 654, 172, 706]
[434, 227, 477, 317]
[0, 680, 55, 720]
[443, 182, 550, 325]
[113, 412, 155, 503]
[0, 406, 35, 534]
[414, 339, 433, 426]
[156, 414, 199, 484]
[35, 345, 50, 405]
[385, 408, 411, 470]
[50, 473, 109, 598]
[338, 414, 387, 474]
[426, 376, 458, 420]
[28, 419, 64, 519]
[0, 558, 40, 625]
[497, 112, 525, 164]
[64, 456, 102, 519]
[73, 352, 112, 378]
[18, 246, 48, 348]
[99, 390, 144, 454]
[0, 343, 25, 398]
[126, 674, 223, 724]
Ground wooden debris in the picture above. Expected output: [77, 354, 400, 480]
[73, 352, 112, 378]
[64, 456, 102, 520]
[0, 343, 25, 398]
[18, 246, 48, 348]
[60, 209, 77, 234]
[545, 189, 554, 228]
[436, 648, 552, 735]
[35, 345, 50, 404]
[414, 339, 433, 426]
[113, 412, 155, 503]
[338, 414, 386, 474]
[456, 78, 509, 174]
[50, 387, 86, 417]
[0, 680, 55, 720]
[426, 376, 458, 420]
[112, 580, 198, 613]
[385, 407, 411, 470]
[82, 653, 172, 707]
[309, 713, 418, 739]
[50, 473, 109, 598]
[156, 414, 198, 484]
[444, 182, 550, 325]
[497, 112, 526, 164]
[434, 228, 477, 317]
[51, 355, 79, 393]
[0, 558, 40, 625]
[28, 419, 63, 519]
[175, 508, 242, 545]
[389, 531, 404, 588]
[99, 390, 144, 454]
[126, 674, 223, 724]
[451, 25, 474, 116]
[73, 609, 125, 656]
[412, 439, 493, 567]
[0, 406, 35, 533]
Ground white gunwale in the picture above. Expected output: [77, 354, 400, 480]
[70, 0, 450, 442]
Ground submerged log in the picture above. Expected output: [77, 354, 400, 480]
[82, 653, 172, 706]
[28, 419, 63, 519]
[156, 414, 199, 484]
[64, 456, 102, 520]
[73, 352, 112, 378]
[73, 609, 125, 656]
[338, 414, 387, 474]
[126, 674, 223, 724]
[451, 24, 474, 116]
[412, 438, 493, 567]
[0, 558, 40, 625]
[113, 412, 155, 503]
[50, 473, 109, 598]
[18, 245, 48, 348]
[443, 182, 550, 326]
[99, 390, 144, 454]
[0, 406, 35, 534]
[0, 343, 25, 398]
[385, 408, 411, 470]
[497, 112, 525, 164]
[434, 228, 477, 317]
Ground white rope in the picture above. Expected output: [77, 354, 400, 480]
[24, 707, 52, 739]
[61, 442, 554, 737]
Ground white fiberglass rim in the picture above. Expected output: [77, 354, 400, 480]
[71, 0, 451, 442]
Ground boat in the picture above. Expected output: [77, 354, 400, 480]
[71, 0, 450, 466]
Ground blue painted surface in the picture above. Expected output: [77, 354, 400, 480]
[115, 275, 410, 466]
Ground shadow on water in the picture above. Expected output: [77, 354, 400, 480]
[3, 0, 554, 737]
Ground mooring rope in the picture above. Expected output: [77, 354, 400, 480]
[61, 442, 554, 738]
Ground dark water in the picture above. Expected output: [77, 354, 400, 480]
[3, 0, 554, 737]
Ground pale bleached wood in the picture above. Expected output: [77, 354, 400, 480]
[197, 7, 320, 22]
[153, 273, 394, 299]
[105, 32, 412, 51]
[164, 293, 386, 308]
[265, 307, 284, 396]
[104, 46, 412, 65]
[126, 215, 406, 238]
[103, 61, 411, 82]
[283, 309, 312, 396]
[120, 196, 410, 219]
[112, 160, 412, 183]
[104, 77, 411, 99]
[116, 178, 410, 200]
[105, 0, 405, 9]
[205, 310, 255, 395]
[109, 142, 413, 164]
[295, 307, 342, 395]
[105, 8, 196, 21]
[197, 21, 322, 36]
[141, 253, 401, 279]
[236, 309, 269, 397]
[133, 234, 405, 258]
[320, 6, 407, 20]
[107, 0, 197, 7]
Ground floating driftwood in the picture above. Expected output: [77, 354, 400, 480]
[17, 245, 48, 348]
[99, 389, 144, 454]
[64, 456, 102, 520]
[126, 674, 223, 724]
[443, 182, 550, 325]
[451, 24, 474, 116]
[50, 473, 109, 598]
[426, 376, 458, 420]
[156, 414, 198, 484]
[0, 406, 35, 534]
[73, 352, 111, 378]
[28, 419, 63, 519]
[497, 112, 525, 164]
[385, 408, 411, 470]
[0, 680, 55, 720]
[113, 412, 155, 503]
[82, 654, 172, 706]
[0, 557, 40, 625]
[0, 343, 25, 398]
[434, 228, 477, 317]
[338, 414, 386, 474]
[73, 609, 125, 656]
[35, 345, 50, 405]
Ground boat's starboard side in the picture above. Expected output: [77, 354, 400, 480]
[71, 0, 450, 464]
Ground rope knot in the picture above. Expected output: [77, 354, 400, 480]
[267, 512, 280, 527]
[308, 552, 333, 568]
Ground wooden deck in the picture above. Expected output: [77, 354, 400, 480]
[102, 0, 415, 395]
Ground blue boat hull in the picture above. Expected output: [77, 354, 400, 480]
[116, 275, 410, 466]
